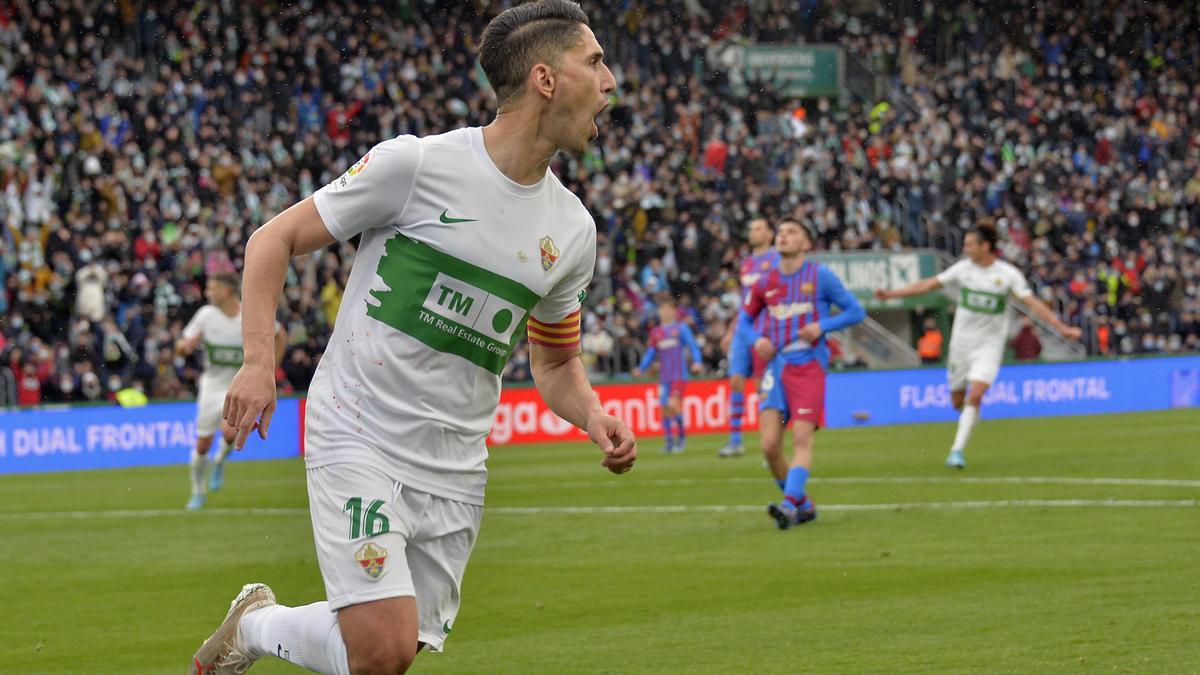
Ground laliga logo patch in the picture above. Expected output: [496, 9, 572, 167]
[540, 236, 560, 272]
[332, 151, 372, 192]
[347, 151, 372, 178]
[354, 542, 388, 580]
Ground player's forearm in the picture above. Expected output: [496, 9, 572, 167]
[1022, 296, 1067, 332]
[819, 297, 865, 334]
[241, 230, 291, 369]
[887, 277, 940, 298]
[637, 348, 655, 373]
[532, 354, 604, 430]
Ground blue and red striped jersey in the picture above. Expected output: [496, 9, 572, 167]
[739, 260, 865, 369]
[639, 322, 702, 382]
[739, 248, 780, 332]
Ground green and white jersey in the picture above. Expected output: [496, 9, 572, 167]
[182, 305, 244, 388]
[936, 258, 1033, 354]
[308, 127, 595, 504]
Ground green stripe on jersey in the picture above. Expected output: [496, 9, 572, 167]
[960, 288, 1007, 315]
[205, 343, 244, 367]
[366, 233, 541, 375]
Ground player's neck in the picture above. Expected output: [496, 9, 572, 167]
[751, 244, 771, 256]
[972, 253, 997, 267]
[778, 253, 805, 274]
[482, 113, 558, 186]
[217, 299, 240, 317]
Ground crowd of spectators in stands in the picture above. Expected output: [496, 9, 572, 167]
[1, 0, 1197, 406]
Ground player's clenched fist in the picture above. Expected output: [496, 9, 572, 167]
[586, 412, 637, 475]
[222, 364, 277, 449]
[753, 336, 776, 360]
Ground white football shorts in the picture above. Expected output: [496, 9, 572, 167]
[307, 462, 482, 652]
[947, 342, 1003, 391]
[195, 377, 231, 438]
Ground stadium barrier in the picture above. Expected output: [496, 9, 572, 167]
[2, 356, 1197, 473]
[0, 398, 301, 475]
[488, 355, 1200, 444]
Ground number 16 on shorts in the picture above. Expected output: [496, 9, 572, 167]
[344, 497, 391, 539]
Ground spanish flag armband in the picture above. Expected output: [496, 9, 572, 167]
[527, 309, 581, 349]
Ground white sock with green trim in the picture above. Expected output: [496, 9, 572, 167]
[240, 602, 350, 674]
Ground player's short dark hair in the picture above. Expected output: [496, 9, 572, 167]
[479, 0, 590, 108]
[780, 219, 818, 246]
[210, 272, 240, 295]
[968, 225, 999, 252]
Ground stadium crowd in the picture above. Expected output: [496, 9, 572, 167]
[1, 0, 1198, 406]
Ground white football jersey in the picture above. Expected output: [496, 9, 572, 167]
[182, 305, 244, 388]
[936, 257, 1033, 354]
[308, 127, 595, 504]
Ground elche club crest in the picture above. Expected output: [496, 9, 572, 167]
[539, 236, 560, 272]
[354, 542, 388, 580]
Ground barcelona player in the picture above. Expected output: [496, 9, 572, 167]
[634, 296, 703, 453]
[718, 217, 779, 457]
[739, 220, 864, 528]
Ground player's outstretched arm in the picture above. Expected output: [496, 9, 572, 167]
[1016, 294, 1083, 340]
[530, 343, 636, 474]
[875, 276, 942, 300]
[224, 197, 337, 449]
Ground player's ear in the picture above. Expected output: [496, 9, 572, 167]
[531, 63, 555, 100]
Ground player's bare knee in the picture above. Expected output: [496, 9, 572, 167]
[730, 375, 745, 389]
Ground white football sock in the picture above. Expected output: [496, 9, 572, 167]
[214, 436, 232, 464]
[240, 602, 350, 675]
[189, 449, 209, 496]
[951, 405, 979, 452]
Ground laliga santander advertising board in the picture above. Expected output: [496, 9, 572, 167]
[488, 380, 759, 445]
[483, 356, 1200, 446]
[3, 357, 1197, 472]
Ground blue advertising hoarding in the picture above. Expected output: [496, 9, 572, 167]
[825, 356, 1200, 428]
[0, 398, 301, 475]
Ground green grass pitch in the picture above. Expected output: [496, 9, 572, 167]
[2, 409, 1198, 673]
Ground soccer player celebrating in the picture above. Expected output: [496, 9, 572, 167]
[875, 225, 1081, 469]
[740, 220, 864, 529]
[175, 272, 285, 510]
[189, 2, 636, 674]
[633, 296, 703, 453]
[717, 217, 780, 458]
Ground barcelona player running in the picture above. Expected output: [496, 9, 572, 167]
[739, 220, 864, 528]
[717, 217, 779, 458]
[633, 296, 703, 453]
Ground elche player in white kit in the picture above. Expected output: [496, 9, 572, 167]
[875, 225, 1081, 468]
[175, 272, 285, 510]
[188, 2, 636, 674]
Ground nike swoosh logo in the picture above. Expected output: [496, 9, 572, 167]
[439, 209, 478, 224]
